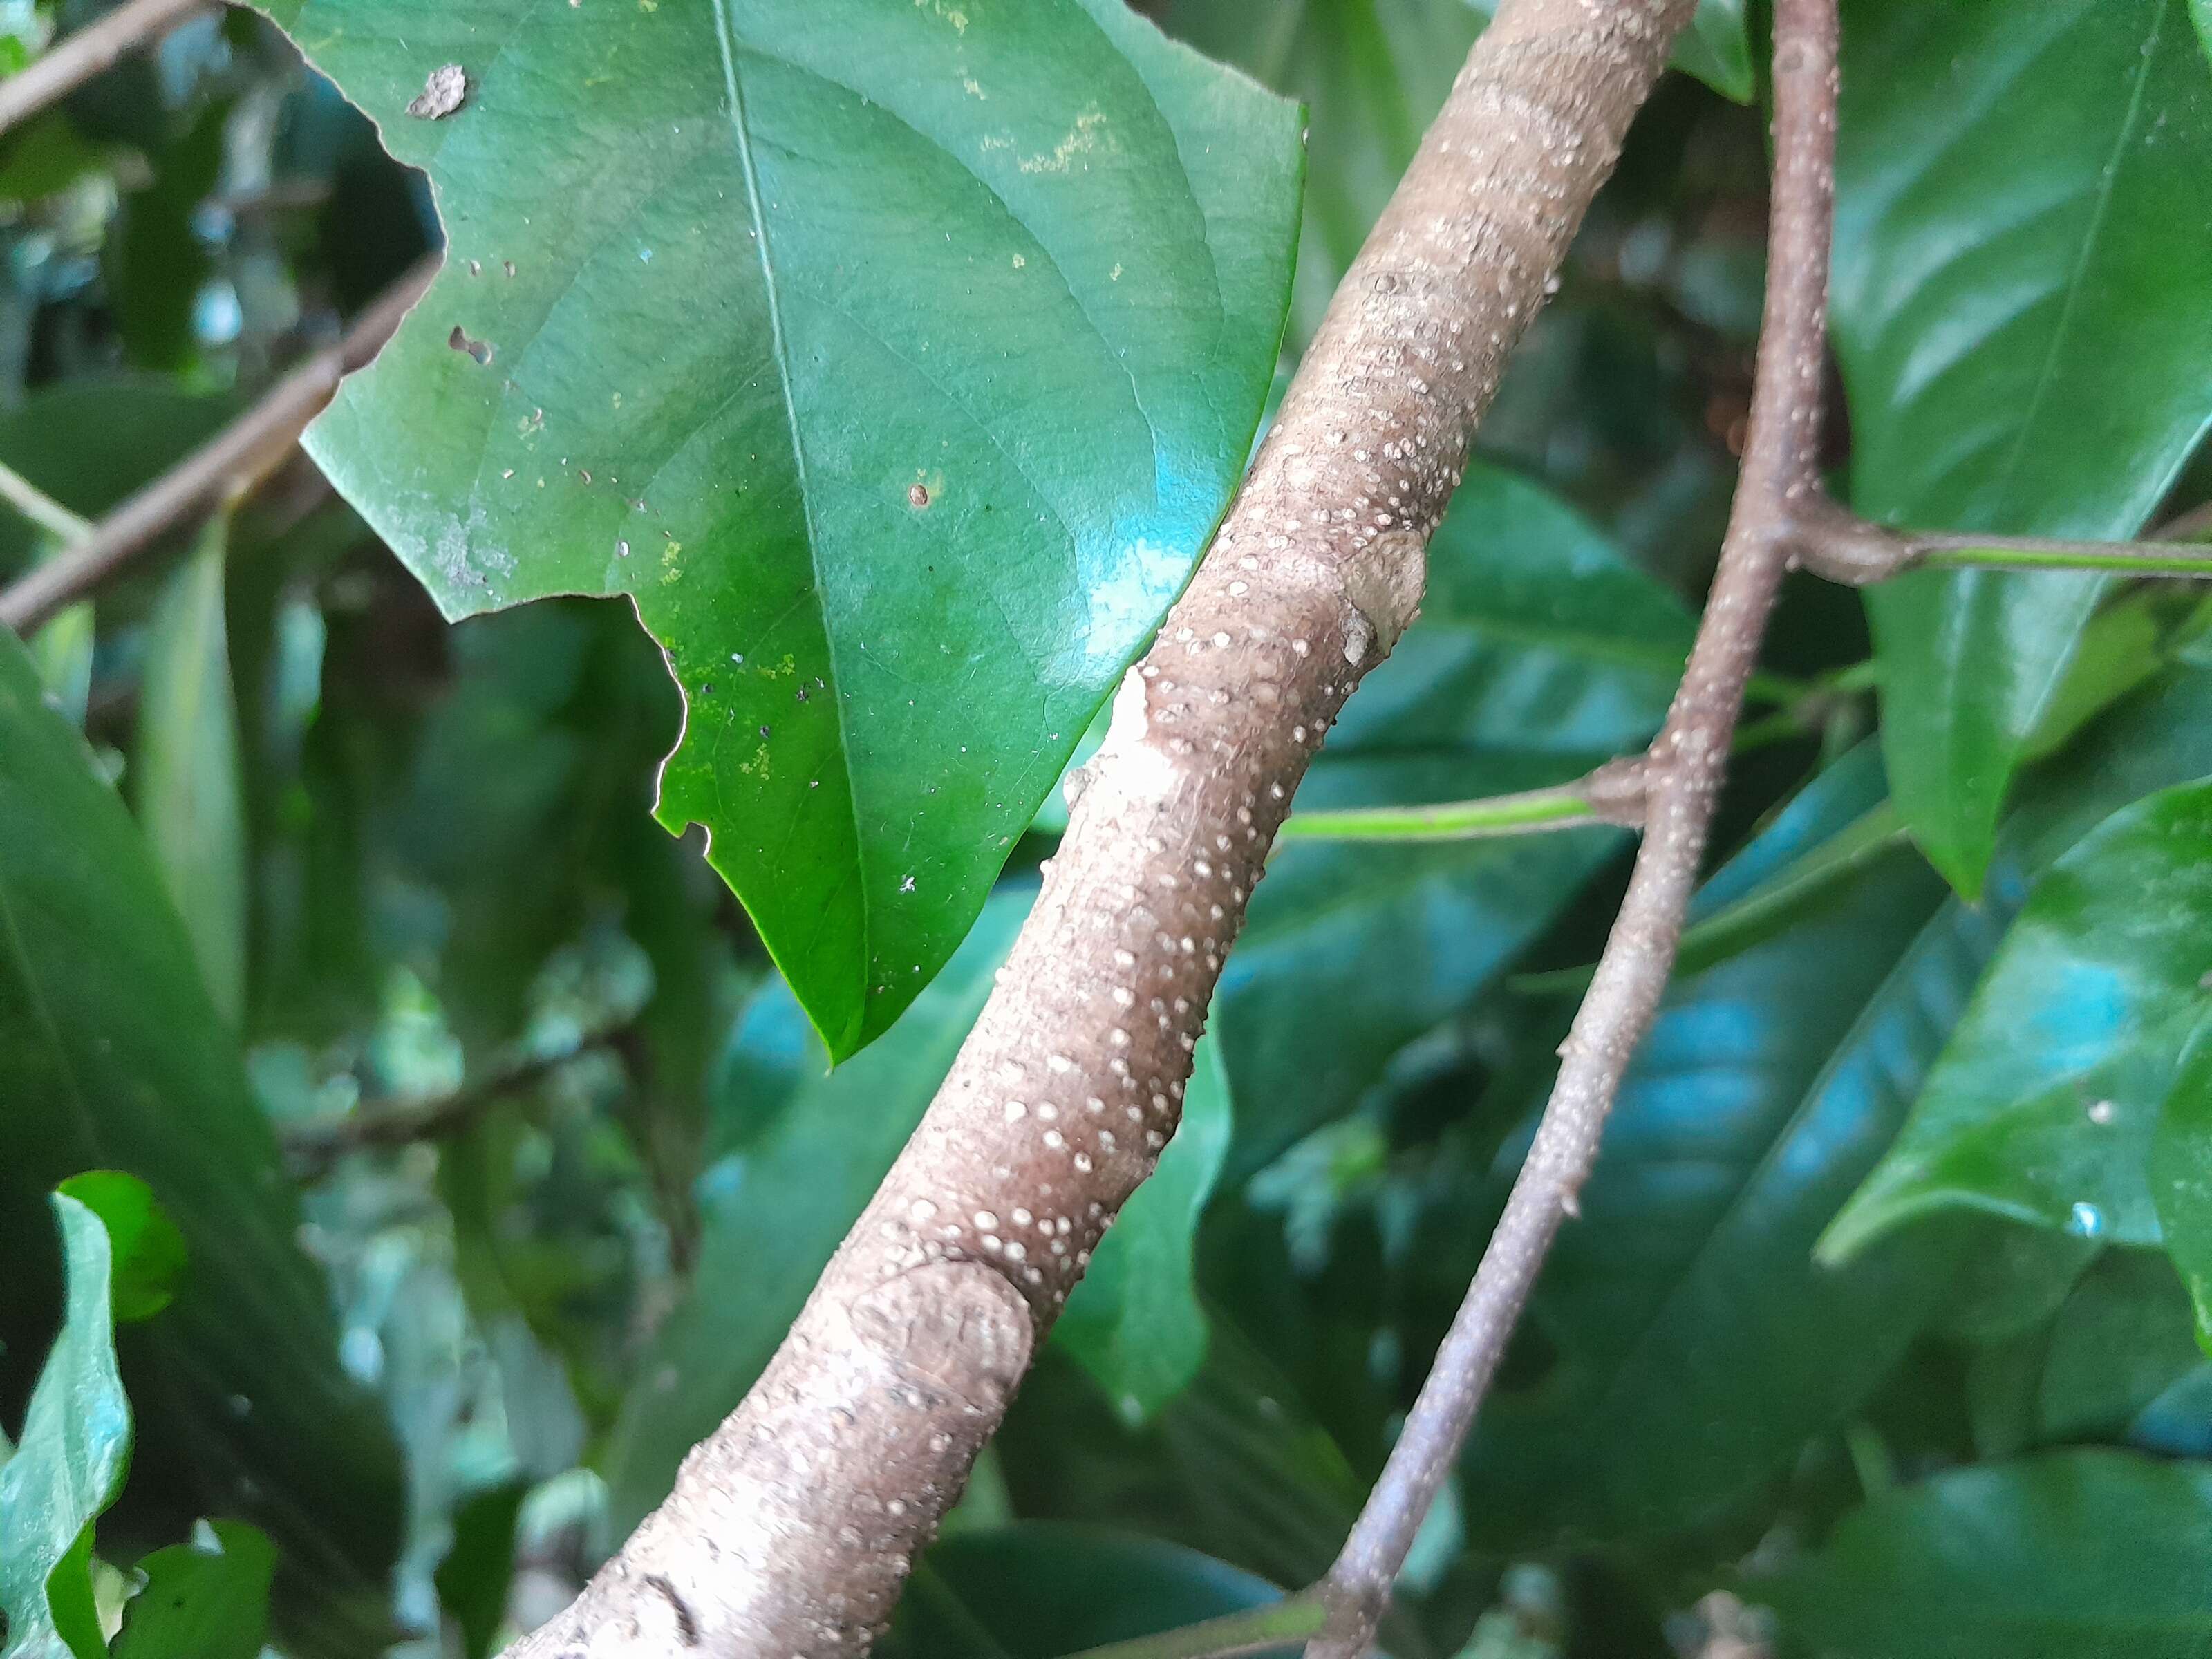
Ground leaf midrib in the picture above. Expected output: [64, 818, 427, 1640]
[709, 0, 869, 1039]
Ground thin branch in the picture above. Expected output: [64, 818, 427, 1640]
[1277, 758, 1646, 843]
[1053, 1597, 1328, 1659]
[0, 462, 93, 545]
[0, 256, 436, 636]
[1792, 496, 2212, 585]
[0, 0, 212, 137]
[1302, 4, 1841, 1655]
[503, 3, 1703, 1655]
[281, 1035, 614, 1181]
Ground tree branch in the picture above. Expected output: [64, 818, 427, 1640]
[0, 462, 93, 545]
[0, 0, 212, 137]
[1303, 3, 1840, 1653]
[280, 1036, 616, 1182]
[1790, 495, 2212, 584]
[502, 3, 1700, 1656]
[0, 256, 436, 637]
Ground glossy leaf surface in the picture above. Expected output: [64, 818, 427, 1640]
[1833, 0, 2212, 897]
[1219, 465, 1692, 1172]
[53, 1172, 187, 1326]
[0, 1194, 130, 1659]
[2150, 1022, 2212, 1344]
[259, 0, 1302, 1056]
[1761, 1451, 2212, 1658]
[1056, 1038, 1232, 1423]
[113, 1521, 277, 1659]
[1459, 750, 1971, 1544]
[1826, 779, 2212, 1259]
[0, 630, 403, 1651]
[883, 1525, 1288, 1659]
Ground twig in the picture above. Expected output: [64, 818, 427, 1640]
[502, 3, 1703, 1656]
[0, 0, 212, 137]
[0, 256, 436, 636]
[1302, 4, 1840, 1654]
[0, 461, 93, 545]
[281, 1036, 612, 1181]
[1053, 1597, 1328, 1659]
[1277, 758, 1647, 843]
[1792, 495, 2212, 585]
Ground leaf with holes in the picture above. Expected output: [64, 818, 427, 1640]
[1832, 0, 2212, 898]
[256, 0, 1302, 1058]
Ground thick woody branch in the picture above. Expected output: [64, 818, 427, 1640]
[0, 257, 435, 637]
[503, 3, 1698, 1656]
[0, 0, 212, 136]
[1304, 4, 1840, 1654]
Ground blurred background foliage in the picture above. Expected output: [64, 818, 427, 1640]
[3, 1, 2211, 1657]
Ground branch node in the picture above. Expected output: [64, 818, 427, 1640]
[1785, 496, 1916, 585]
[1579, 756, 1651, 829]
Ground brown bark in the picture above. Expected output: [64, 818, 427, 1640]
[506, 3, 1698, 1654]
[1308, 1, 1839, 1649]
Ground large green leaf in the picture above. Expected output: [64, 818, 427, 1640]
[1458, 660, 2212, 1544]
[112, 1521, 277, 1659]
[259, 0, 1302, 1057]
[1758, 1451, 2212, 1658]
[882, 1525, 1291, 1659]
[1824, 778, 2212, 1261]
[133, 514, 248, 1028]
[0, 630, 403, 1655]
[602, 890, 1029, 1532]
[1458, 747, 1971, 1544]
[0, 1194, 131, 1659]
[1833, 0, 2212, 897]
[1219, 465, 1692, 1174]
[2152, 1024, 2212, 1344]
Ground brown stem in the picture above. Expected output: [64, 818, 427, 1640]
[501, 3, 1698, 1656]
[0, 257, 435, 636]
[1790, 494, 2212, 585]
[1304, 3, 1839, 1653]
[0, 0, 211, 135]
[281, 1037, 615, 1182]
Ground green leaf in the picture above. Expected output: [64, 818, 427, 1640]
[1824, 778, 2212, 1262]
[2150, 1022, 2212, 1347]
[1055, 1038, 1232, 1423]
[2195, 0, 2212, 65]
[1758, 1451, 2212, 1658]
[259, 0, 1302, 1058]
[1219, 465, 1692, 1172]
[433, 1481, 527, 1659]
[882, 1525, 1290, 1659]
[1165, 0, 1483, 347]
[602, 889, 1029, 1533]
[1673, 0, 1754, 103]
[0, 1194, 132, 1659]
[53, 1172, 187, 1325]
[0, 382, 238, 581]
[2027, 1249, 2204, 1447]
[113, 1520, 277, 1659]
[1458, 747, 1973, 1545]
[28, 603, 92, 731]
[1833, 0, 2212, 897]
[133, 514, 248, 1028]
[111, 98, 228, 372]
[0, 629, 404, 1656]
